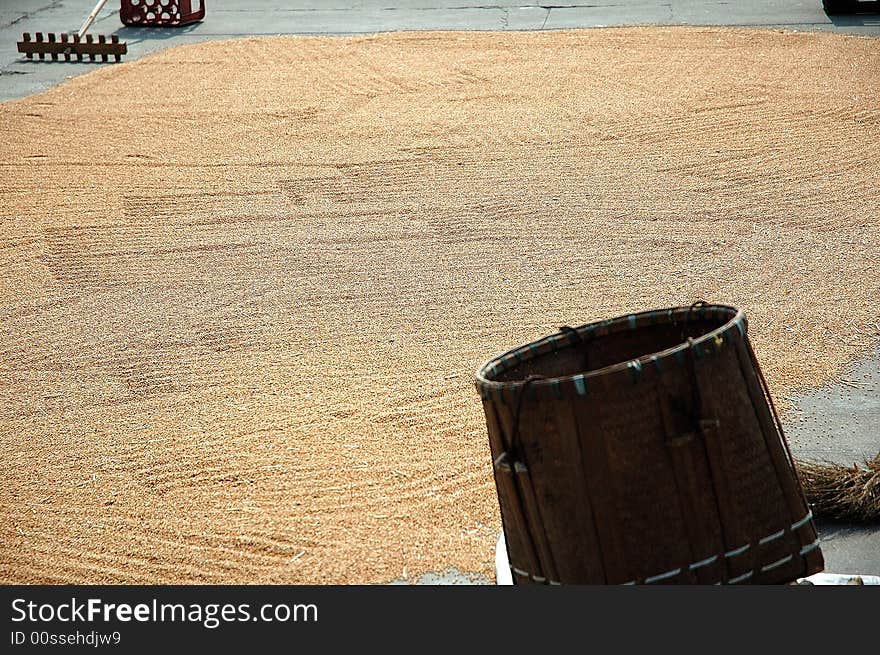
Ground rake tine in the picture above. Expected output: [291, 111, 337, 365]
[73, 34, 83, 62]
[23, 32, 33, 60]
[36, 32, 45, 60]
[99, 34, 107, 63]
[60, 33, 70, 62]
[112, 34, 121, 63]
[48, 33, 58, 61]
[86, 34, 95, 62]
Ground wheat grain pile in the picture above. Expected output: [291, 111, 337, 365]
[1, 27, 878, 584]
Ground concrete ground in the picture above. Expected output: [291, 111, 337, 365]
[788, 349, 880, 465]
[1, 0, 877, 582]
[787, 350, 880, 577]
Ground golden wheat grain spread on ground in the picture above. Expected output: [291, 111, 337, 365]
[1, 27, 879, 584]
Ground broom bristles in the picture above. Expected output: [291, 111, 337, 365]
[797, 452, 880, 523]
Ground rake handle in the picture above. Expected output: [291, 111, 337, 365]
[77, 0, 111, 39]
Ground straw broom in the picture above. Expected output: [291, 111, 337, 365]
[798, 453, 880, 523]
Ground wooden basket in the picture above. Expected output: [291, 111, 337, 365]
[475, 304, 824, 584]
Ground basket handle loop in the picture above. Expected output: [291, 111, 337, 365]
[558, 324, 582, 346]
[682, 299, 709, 341]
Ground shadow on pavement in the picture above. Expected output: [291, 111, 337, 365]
[116, 23, 203, 45]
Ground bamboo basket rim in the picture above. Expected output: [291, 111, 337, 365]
[475, 303, 747, 391]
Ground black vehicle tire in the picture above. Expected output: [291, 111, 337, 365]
[823, 0, 858, 14]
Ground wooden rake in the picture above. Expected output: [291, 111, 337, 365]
[17, 0, 127, 63]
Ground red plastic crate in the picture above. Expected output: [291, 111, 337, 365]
[120, 0, 205, 27]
